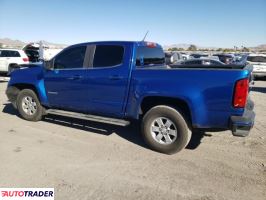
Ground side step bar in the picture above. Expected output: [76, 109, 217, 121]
[46, 109, 130, 126]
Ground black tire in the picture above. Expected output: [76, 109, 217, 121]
[141, 105, 191, 154]
[17, 89, 44, 121]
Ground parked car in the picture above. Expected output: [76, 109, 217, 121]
[0, 49, 29, 74]
[180, 52, 190, 60]
[246, 54, 266, 78]
[172, 58, 225, 66]
[234, 53, 244, 62]
[23, 42, 63, 62]
[165, 52, 182, 64]
[213, 53, 235, 64]
[6, 41, 255, 154]
[190, 53, 208, 59]
[23, 44, 40, 63]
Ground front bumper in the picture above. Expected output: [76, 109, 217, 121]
[230, 98, 255, 137]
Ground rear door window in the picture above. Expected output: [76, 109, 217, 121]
[93, 45, 124, 68]
[136, 47, 165, 67]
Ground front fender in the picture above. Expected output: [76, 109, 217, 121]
[7, 66, 49, 106]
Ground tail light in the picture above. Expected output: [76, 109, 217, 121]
[233, 78, 249, 108]
[23, 58, 29, 62]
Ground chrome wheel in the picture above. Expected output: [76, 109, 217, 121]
[150, 117, 177, 145]
[21, 96, 37, 115]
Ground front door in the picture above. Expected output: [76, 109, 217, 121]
[44, 45, 89, 112]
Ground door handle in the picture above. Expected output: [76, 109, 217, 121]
[67, 75, 83, 80]
[109, 75, 123, 80]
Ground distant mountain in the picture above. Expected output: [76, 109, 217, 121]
[164, 43, 266, 51]
[0, 38, 67, 49]
[0, 38, 26, 47]
[1, 38, 265, 51]
[37, 40, 68, 48]
[252, 44, 266, 50]
[163, 43, 193, 50]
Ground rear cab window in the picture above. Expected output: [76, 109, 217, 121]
[136, 45, 165, 68]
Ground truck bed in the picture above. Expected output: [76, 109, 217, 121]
[169, 64, 252, 70]
[126, 64, 253, 129]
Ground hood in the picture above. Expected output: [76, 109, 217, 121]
[9, 62, 44, 74]
[9, 63, 45, 85]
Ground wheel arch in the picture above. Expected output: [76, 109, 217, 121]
[9, 83, 41, 101]
[139, 96, 193, 127]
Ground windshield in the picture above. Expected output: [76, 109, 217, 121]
[247, 56, 266, 63]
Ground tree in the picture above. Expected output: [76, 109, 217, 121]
[168, 47, 184, 51]
[223, 48, 234, 53]
[187, 45, 197, 51]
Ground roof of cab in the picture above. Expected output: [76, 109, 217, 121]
[69, 41, 162, 48]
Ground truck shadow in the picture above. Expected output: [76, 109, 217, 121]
[2, 103, 207, 151]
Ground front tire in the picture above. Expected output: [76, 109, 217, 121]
[17, 89, 44, 121]
[141, 105, 191, 154]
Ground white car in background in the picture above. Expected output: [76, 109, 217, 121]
[0, 49, 29, 74]
[247, 54, 266, 78]
[180, 53, 190, 60]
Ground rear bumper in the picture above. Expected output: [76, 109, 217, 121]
[230, 99, 255, 137]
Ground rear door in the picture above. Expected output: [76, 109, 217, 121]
[44, 45, 89, 112]
[85, 43, 132, 117]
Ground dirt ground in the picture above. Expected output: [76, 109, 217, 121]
[0, 80, 265, 200]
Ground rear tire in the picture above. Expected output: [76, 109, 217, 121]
[141, 105, 191, 154]
[17, 89, 44, 121]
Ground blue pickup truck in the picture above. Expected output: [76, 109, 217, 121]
[6, 41, 255, 154]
